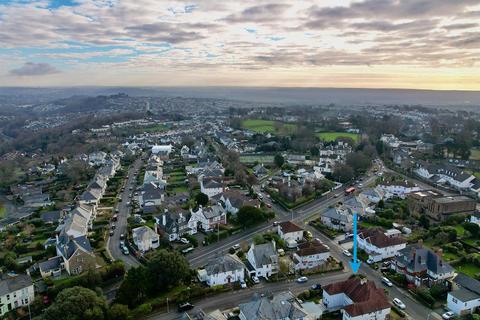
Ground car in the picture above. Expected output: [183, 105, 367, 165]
[181, 247, 194, 254]
[126, 201, 131, 206]
[119, 240, 125, 248]
[252, 276, 260, 284]
[273, 221, 279, 226]
[180, 237, 190, 244]
[367, 257, 375, 265]
[232, 244, 241, 250]
[122, 246, 129, 255]
[442, 311, 455, 319]
[297, 276, 308, 283]
[381, 277, 393, 287]
[311, 284, 322, 290]
[393, 298, 406, 309]
[109, 230, 114, 236]
[111, 224, 116, 230]
[120, 233, 125, 240]
[358, 183, 363, 187]
[343, 249, 352, 257]
[177, 302, 195, 312]
[266, 203, 272, 208]
[333, 194, 339, 198]
[240, 280, 247, 289]
[345, 233, 353, 239]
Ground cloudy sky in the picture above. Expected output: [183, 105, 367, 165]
[1, 0, 480, 90]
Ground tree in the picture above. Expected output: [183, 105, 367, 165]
[195, 192, 209, 206]
[147, 250, 191, 291]
[115, 266, 151, 308]
[310, 146, 319, 156]
[419, 215, 430, 229]
[43, 287, 107, 320]
[332, 164, 354, 183]
[237, 206, 269, 227]
[274, 154, 284, 168]
[464, 222, 480, 238]
[107, 304, 129, 320]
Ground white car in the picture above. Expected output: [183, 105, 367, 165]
[180, 237, 190, 244]
[296, 276, 308, 283]
[381, 277, 393, 287]
[393, 298, 406, 309]
[343, 249, 352, 257]
[442, 311, 455, 319]
[240, 280, 247, 289]
[252, 276, 260, 284]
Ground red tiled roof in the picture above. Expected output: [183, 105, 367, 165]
[324, 277, 390, 317]
[296, 239, 329, 256]
[279, 221, 303, 233]
[359, 227, 406, 248]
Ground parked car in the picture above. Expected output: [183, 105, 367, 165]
[177, 302, 194, 312]
[180, 237, 189, 244]
[109, 230, 114, 236]
[122, 246, 129, 255]
[252, 276, 260, 284]
[182, 247, 194, 254]
[232, 244, 241, 251]
[240, 280, 247, 289]
[273, 221, 279, 226]
[367, 257, 375, 265]
[119, 240, 125, 248]
[266, 203, 272, 208]
[296, 276, 308, 283]
[442, 311, 455, 319]
[111, 224, 116, 230]
[120, 233, 125, 240]
[393, 298, 406, 309]
[381, 277, 393, 287]
[342, 249, 352, 257]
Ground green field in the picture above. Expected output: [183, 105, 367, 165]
[456, 263, 480, 278]
[470, 148, 480, 161]
[316, 132, 360, 143]
[0, 205, 5, 219]
[242, 119, 296, 135]
[239, 155, 275, 164]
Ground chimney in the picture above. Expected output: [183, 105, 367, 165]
[418, 239, 423, 248]
[437, 248, 443, 261]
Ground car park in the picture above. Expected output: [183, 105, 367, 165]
[393, 298, 406, 309]
[296, 276, 308, 283]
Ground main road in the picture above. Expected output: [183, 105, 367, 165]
[106, 158, 143, 269]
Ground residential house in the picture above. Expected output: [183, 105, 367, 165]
[197, 254, 246, 287]
[415, 163, 476, 191]
[132, 226, 160, 252]
[155, 209, 194, 241]
[357, 227, 407, 263]
[219, 190, 260, 215]
[391, 243, 455, 287]
[246, 241, 278, 278]
[322, 277, 391, 320]
[56, 234, 96, 275]
[200, 177, 224, 198]
[140, 182, 165, 210]
[0, 274, 35, 317]
[293, 239, 330, 271]
[238, 291, 311, 320]
[377, 180, 420, 199]
[189, 205, 227, 232]
[253, 164, 268, 177]
[277, 221, 304, 248]
[38, 256, 63, 279]
[88, 151, 107, 166]
[320, 207, 353, 232]
[447, 273, 480, 316]
[151, 145, 173, 157]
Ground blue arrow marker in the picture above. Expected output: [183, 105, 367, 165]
[349, 212, 361, 273]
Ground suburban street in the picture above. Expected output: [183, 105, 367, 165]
[106, 158, 143, 269]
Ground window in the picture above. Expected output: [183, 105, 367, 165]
[452, 297, 458, 304]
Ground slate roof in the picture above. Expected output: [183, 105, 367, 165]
[323, 277, 390, 317]
[39, 256, 63, 273]
[239, 291, 307, 320]
[203, 178, 223, 189]
[133, 226, 158, 243]
[321, 207, 352, 223]
[40, 210, 61, 224]
[251, 242, 277, 267]
[142, 182, 165, 201]
[279, 221, 303, 234]
[0, 274, 33, 296]
[202, 205, 225, 219]
[57, 235, 93, 260]
[395, 244, 453, 275]
[205, 254, 245, 276]
[451, 273, 480, 302]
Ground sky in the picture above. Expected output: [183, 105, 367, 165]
[1, 0, 480, 90]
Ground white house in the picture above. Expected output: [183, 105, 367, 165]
[376, 180, 420, 199]
[132, 226, 160, 252]
[189, 205, 227, 232]
[320, 207, 353, 232]
[357, 227, 407, 263]
[200, 177, 224, 198]
[151, 145, 173, 156]
[447, 273, 480, 316]
[0, 274, 35, 316]
[293, 239, 330, 271]
[415, 163, 476, 190]
[277, 221, 304, 247]
[198, 254, 245, 287]
[322, 277, 391, 320]
[246, 241, 278, 278]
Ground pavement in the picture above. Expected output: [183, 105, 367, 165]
[106, 158, 143, 269]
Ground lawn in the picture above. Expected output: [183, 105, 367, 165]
[241, 119, 297, 135]
[456, 263, 480, 278]
[470, 148, 480, 161]
[316, 132, 360, 143]
[240, 155, 274, 164]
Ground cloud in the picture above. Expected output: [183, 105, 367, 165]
[223, 3, 290, 23]
[9, 62, 60, 76]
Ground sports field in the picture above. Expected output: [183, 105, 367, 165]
[316, 132, 360, 143]
[242, 119, 296, 135]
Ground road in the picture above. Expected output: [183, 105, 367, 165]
[106, 158, 143, 269]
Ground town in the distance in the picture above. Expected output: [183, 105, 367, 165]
[0, 93, 479, 320]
